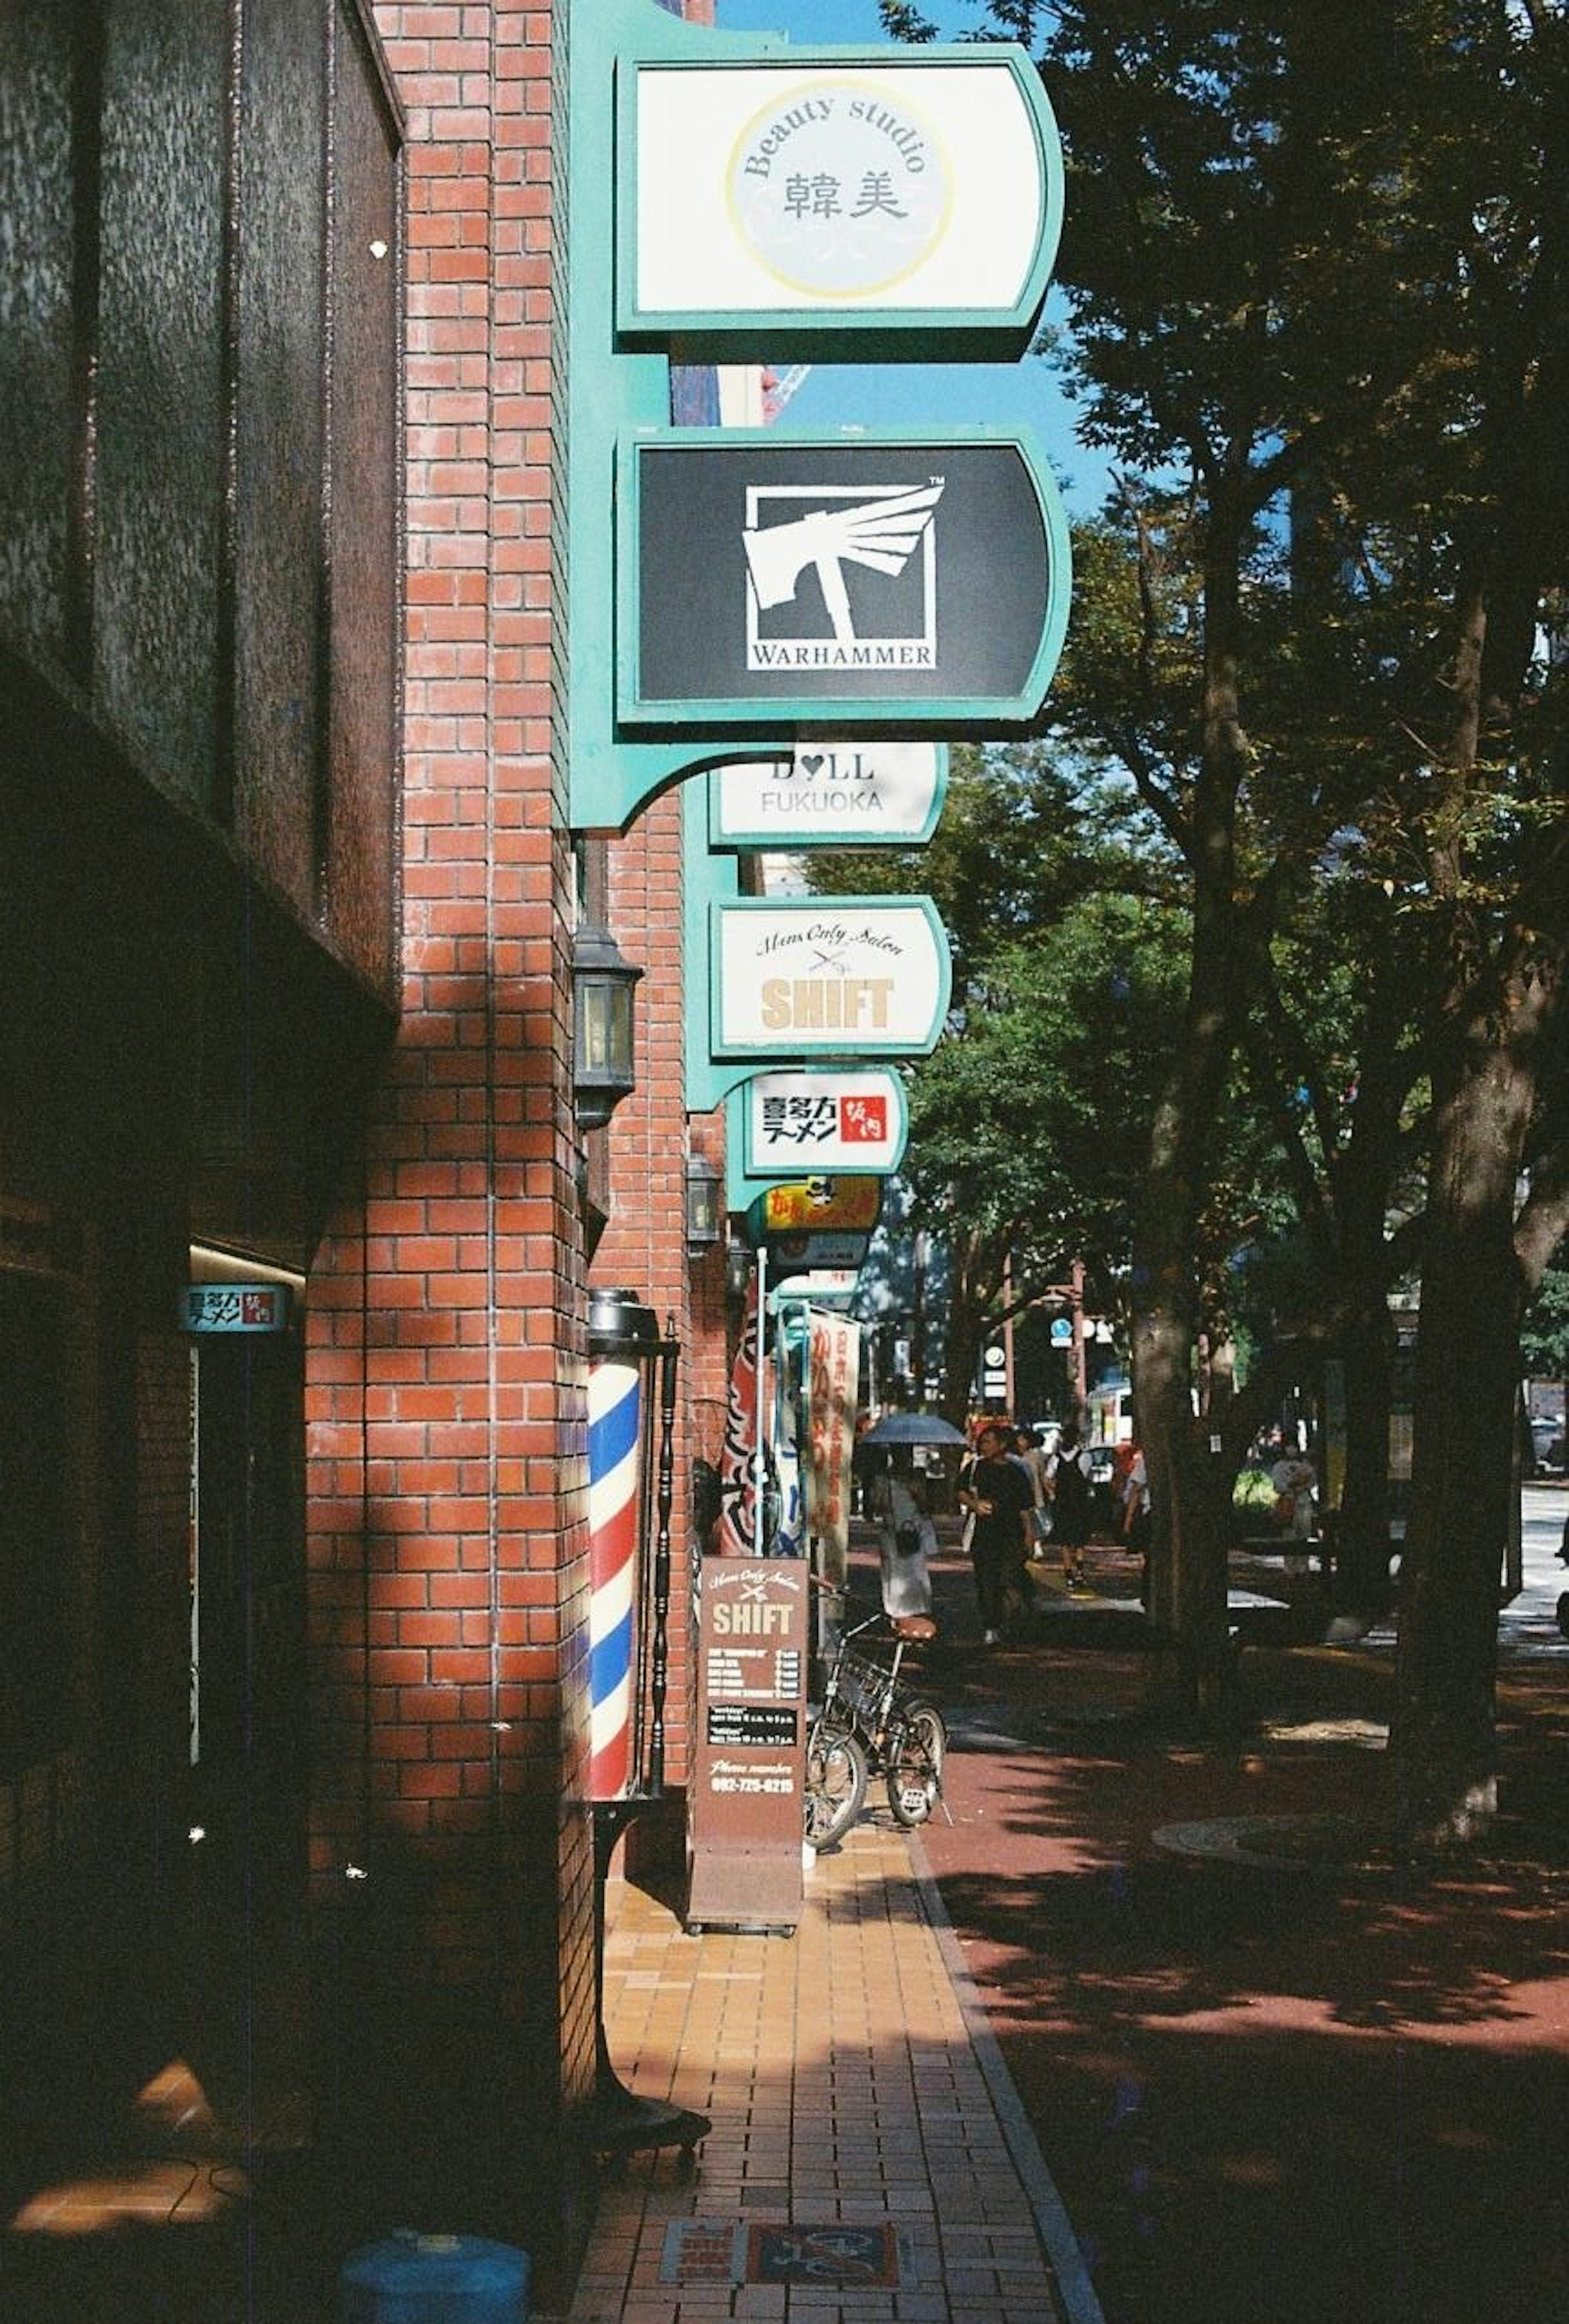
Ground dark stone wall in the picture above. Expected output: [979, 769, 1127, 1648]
[0, 0, 402, 1004]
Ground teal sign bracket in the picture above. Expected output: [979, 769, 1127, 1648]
[683, 781, 753, 1116]
[568, 0, 791, 833]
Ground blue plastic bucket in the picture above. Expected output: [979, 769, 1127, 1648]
[340, 2232, 531, 2324]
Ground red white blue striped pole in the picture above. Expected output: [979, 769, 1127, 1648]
[586, 1355, 641, 1800]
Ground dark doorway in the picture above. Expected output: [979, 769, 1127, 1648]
[184, 1323, 308, 2133]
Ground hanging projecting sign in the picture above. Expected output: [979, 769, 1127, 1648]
[771, 1229, 872, 1273]
[750, 1177, 885, 1236]
[619, 50, 1063, 357]
[710, 741, 945, 849]
[712, 898, 950, 1059]
[739, 1068, 907, 1179]
[768, 1269, 862, 1312]
[619, 430, 1070, 735]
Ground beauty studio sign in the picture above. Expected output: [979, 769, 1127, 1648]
[618, 46, 1064, 357]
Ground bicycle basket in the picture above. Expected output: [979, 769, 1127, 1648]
[835, 1650, 890, 1725]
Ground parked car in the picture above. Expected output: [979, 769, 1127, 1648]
[1084, 1441, 1118, 1527]
[1528, 1415, 1565, 1476]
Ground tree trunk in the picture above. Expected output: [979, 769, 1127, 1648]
[1334, 1296, 1396, 1621]
[1135, 485, 1252, 1727]
[1392, 973, 1541, 1850]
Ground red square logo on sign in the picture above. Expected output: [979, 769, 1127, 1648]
[240, 1290, 277, 1328]
[838, 1096, 887, 1144]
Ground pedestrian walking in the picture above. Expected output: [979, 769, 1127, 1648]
[867, 1448, 936, 1625]
[1012, 1426, 1055, 1562]
[957, 1420, 1036, 1644]
[1048, 1427, 1094, 1592]
[1270, 1443, 1318, 1576]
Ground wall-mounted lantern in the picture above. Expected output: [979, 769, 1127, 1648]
[684, 1151, 723, 1257]
[572, 917, 642, 1130]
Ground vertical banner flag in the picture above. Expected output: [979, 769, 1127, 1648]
[773, 1369, 805, 1560]
[586, 1356, 641, 1799]
[715, 1272, 762, 1558]
[806, 1311, 861, 1587]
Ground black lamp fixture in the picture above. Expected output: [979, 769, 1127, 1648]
[572, 915, 643, 1130]
[684, 1150, 723, 1257]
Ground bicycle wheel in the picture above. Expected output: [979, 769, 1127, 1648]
[804, 1718, 867, 1850]
[885, 1703, 946, 1828]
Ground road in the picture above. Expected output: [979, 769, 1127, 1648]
[907, 1494, 1569, 2324]
[1505, 1480, 1569, 1659]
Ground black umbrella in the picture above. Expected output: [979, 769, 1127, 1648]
[862, 1411, 968, 1447]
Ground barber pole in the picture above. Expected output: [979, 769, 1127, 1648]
[586, 1357, 642, 1799]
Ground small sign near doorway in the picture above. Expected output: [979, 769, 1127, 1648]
[183, 1283, 292, 1334]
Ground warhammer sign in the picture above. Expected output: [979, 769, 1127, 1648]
[622, 433, 1068, 730]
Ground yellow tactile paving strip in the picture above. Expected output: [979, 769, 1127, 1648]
[563, 1816, 1074, 2324]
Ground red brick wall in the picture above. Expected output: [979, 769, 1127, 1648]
[303, 0, 595, 2256]
[686, 1105, 732, 1476]
[594, 790, 700, 1787]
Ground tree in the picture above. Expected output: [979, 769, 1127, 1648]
[902, 895, 1189, 1420]
[1521, 1265, 1569, 1391]
[1330, 2, 1569, 1849]
[807, 740, 1189, 1418]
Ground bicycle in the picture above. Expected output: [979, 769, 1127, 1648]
[804, 1602, 948, 1850]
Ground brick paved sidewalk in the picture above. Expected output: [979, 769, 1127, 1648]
[559, 1816, 1101, 2324]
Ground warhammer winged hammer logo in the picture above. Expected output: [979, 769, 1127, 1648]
[743, 478, 943, 671]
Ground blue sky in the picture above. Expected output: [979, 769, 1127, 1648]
[706, 0, 1112, 515]
[717, 2, 984, 38]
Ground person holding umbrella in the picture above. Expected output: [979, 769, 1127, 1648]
[867, 1444, 936, 1624]
[860, 1411, 968, 1631]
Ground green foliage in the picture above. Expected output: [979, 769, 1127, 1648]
[1521, 1267, 1569, 1382]
[902, 889, 1188, 1290]
[805, 737, 1174, 998]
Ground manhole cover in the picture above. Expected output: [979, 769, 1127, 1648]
[661, 2219, 909, 2288]
[1153, 1814, 1395, 1873]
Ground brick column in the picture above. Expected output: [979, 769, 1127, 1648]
[303, 1, 597, 2267]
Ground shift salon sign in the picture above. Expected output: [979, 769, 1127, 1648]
[712, 898, 951, 1060]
